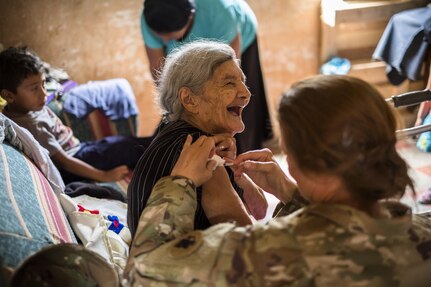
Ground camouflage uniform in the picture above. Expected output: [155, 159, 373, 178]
[125, 176, 431, 286]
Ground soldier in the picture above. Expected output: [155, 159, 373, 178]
[124, 75, 431, 286]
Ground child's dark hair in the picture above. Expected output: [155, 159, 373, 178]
[0, 46, 44, 93]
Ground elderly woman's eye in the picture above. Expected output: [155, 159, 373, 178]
[225, 82, 235, 86]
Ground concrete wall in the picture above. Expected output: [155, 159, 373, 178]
[0, 0, 321, 138]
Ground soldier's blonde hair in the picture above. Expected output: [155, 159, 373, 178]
[278, 75, 414, 201]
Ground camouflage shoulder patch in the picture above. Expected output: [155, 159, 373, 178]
[169, 231, 203, 258]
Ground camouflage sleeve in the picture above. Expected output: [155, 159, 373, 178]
[413, 211, 431, 229]
[125, 179, 310, 286]
[124, 181, 309, 286]
[125, 219, 309, 286]
[125, 176, 197, 275]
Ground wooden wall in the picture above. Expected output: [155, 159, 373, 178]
[0, 0, 322, 138]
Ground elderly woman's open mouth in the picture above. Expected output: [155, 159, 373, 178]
[227, 105, 243, 117]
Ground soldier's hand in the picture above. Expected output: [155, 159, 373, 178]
[233, 149, 297, 203]
[233, 149, 279, 193]
[171, 135, 218, 187]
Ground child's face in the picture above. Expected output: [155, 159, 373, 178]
[8, 73, 47, 113]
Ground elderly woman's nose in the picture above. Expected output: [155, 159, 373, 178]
[237, 81, 250, 97]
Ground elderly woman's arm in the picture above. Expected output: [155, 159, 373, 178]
[202, 167, 253, 226]
[234, 173, 268, 220]
[211, 134, 268, 221]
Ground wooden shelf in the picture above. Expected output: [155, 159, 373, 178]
[348, 59, 387, 84]
[320, 0, 428, 100]
[320, 0, 428, 128]
[323, 0, 429, 24]
[321, 0, 429, 62]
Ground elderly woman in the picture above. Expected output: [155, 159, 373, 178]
[126, 75, 431, 286]
[127, 40, 268, 236]
[141, 0, 273, 153]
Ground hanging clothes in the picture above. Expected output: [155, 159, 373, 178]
[373, 7, 431, 85]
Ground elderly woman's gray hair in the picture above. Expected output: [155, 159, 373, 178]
[156, 40, 237, 121]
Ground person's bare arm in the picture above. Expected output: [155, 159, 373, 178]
[234, 173, 268, 220]
[211, 134, 267, 220]
[415, 63, 431, 126]
[202, 166, 253, 226]
[427, 62, 431, 90]
[145, 45, 166, 82]
[51, 149, 129, 182]
[230, 33, 242, 59]
[415, 102, 431, 126]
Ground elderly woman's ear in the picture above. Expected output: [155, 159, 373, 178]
[179, 86, 200, 113]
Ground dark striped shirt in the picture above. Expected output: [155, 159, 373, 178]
[127, 119, 243, 236]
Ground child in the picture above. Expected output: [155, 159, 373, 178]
[0, 46, 152, 184]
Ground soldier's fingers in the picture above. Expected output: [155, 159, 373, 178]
[187, 136, 215, 161]
[234, 148, 274, 165]
[207, 159, 218, 171]
[235, 160, 273, 176]
[201, 137, 216, 158]
[182, 135, 193, 149]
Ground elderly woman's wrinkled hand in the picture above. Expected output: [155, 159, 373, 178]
[171, 135, 218, 187]
[213, 134, 237, 165]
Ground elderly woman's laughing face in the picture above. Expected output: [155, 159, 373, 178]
[182, 60, 251, 135]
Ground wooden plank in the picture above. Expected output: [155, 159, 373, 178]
[335, 0, 429, 23]
[321, 5, 387, 62]
[337, 19, 388, 33]
[335, 27, 384, 50]
[320, 22, 338, 63]
[410, 80, 427, 91]
[334, 20, 388, 58]
[337, 47, 376, 60]
[348, 60, 388, 83]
